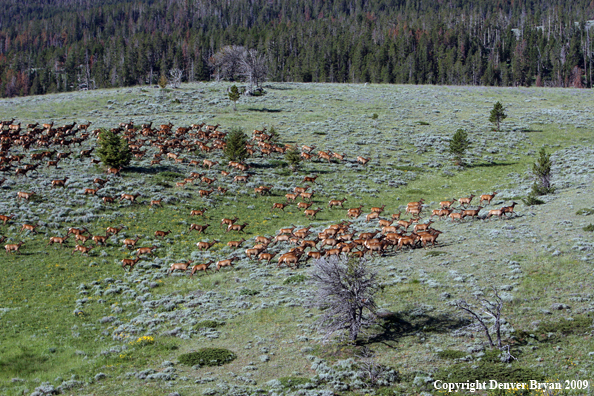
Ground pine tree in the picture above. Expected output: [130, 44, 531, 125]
[449, 129, 471, 166]
[531, 147, 554, 195]
[228, 85, 240, 111]
[223, 127, 248, 162]
[489, 101, 507, 131]
[96, 129, 132, 169]
[285, 144, 301, 172]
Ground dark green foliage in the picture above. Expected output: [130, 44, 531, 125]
[449, 129, 471, 166]
[178, 348, 236, 367]
[375, 388, 400, 396]
[158, 75, 168, 89]
[155, 171, 184, 181]
[268, 126, 279, 141]
[584, 224, 594, 232]
[268, 159, 288, 168]
[239, 288, 259, 296]
[416, 121, 430, 125]
[522, 195, 545, 206]
[437, 350, 467, 359]
[283, 274, 307, 284]
[285, 144, 301, 172]
[223, 128, 248, 162]
[228, 85, 240, 110]
[576, 208, 594, 216]
[537, 315, 593, 335]
[279, 377, 311, 390]
[0, 349, 49, 376]
[531, 147, 554, 195]
[96, 129, 132, 169]
[194, 320, 224, 330]
[489, 101, 507, 130]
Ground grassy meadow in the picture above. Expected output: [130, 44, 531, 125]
[0, 82, 593, 395]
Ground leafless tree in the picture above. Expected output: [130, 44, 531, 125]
[169, 68, 183, 88]
[455, 287, 516, 362]
[311, 255, 379, 343]
[240, 49, 268, 89]
[208, 45, 246, 81]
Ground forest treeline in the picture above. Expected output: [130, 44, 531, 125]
[1, 0, 594, 97]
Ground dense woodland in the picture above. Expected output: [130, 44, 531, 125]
[1, 0, 594, 97]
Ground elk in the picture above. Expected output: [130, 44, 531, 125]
[258, 252, 276, 265]
[480, 192, 497, 205]
[5, 241, 24, 254]
[371, 204, 386, 214]
[418, 229, 443, 248]
[486, 209, 506, 219]
[227, 238, 246, 248]
[0, 214, 15, 224]
[47, 160, 59, 168]
[72, 245, 94, 255]
[84, 187, 100, 195]
[103, 196, 115, 204]
[255, 236, 272, 245]
[277, 252, 301, 269]
[216, 257, 240, 271]
[413, 220, 434, 233]
[272, 203, 288, 211]
[220, 217, 238, 228]
[328, 198, 347, 209]
[150, 199, 162, 207]
[136, 246, 158, 257]
[189, 224, 210, 234]
[67, 227, 89, 236]
[501, 202, 517, 217]
[294, 185, 310, 194]
[378, 218, 393, 227]
[190, 209, 207, 217]
[51, 177, 68, 187]
[154, 230, 171, 238]
[73, 233, 89, 245]
[122, 257, 141, 271]
[347, 205, 364, 218]
[190, 261, 212, 277]
[301, 145, 316, 153]
[203, 159, 218, 169]
[356, 156, 370, 165]
[17, 191, 36, 200]
[198, 189, 214, 197]
[449, 211, 464, 221]
[122, 236, 140, 249]
[458, 194, 475, 208]
[396, 233, 421, 251]
[300, 190, 315, 201]
[439, 199, 456, 209]
[461, 207, 483, 220]
[201, 176, 217, 185]
[92, 233, 109, 246]
[197, 240, 219, 250]
[285, 193, 298, 202]
[397, 219, 414, 231]
[304, 207, 323, 219]
[120, 193, 140, 203]
[406, 205, 423, 217]
[431, 208, 452, 219]
[233, 175, 250, 183]
[297, 201, 313, 210]
[20, 223, 38, 233]
[227, 223, 248, 233]
[106, 167, 121, 176]
[366, 212, 379, 222]
[303, 175, 318, 183]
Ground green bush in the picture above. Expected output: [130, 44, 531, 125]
[522, 195, 545, 206]
[178, 348, 236, 367]
[537, 315, 593, 335]
[96, 129, 132, 169]
[239, 289, 260, 296]
[584, 224, 594, 232]
[155, 171, 184, 181]
[576, 208, 594, 216]
[437, 350, 467, 359]
[194, 320, 224, 330]
[279, 377, 311, 390]
[283, 274, 307, 284]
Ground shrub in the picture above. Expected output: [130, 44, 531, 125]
[228, 85, 240, 111]
[576, 208, 594, 216]
[224, 127, 249, 162]
[194, 320, 224, 330]
[155, 171, 184, 181]
[178, 348, 236, 367]
[449, 129, 471, 166]
[531, 148, 554, 195]
[437, 350, 467, 359]
[537, 315, 593, 335]
[584, 224, 594, 232]
[522, 195, 545, 206]
[278, 376, 311, 390]
[283, 274, 307, 284]
[489, 101, 507, 131]
[285, 144, 301, 172]
[239, 288, 259, 296]
[96, 129, 132, 169]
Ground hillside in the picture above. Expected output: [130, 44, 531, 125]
[0, 82, 593, 396]
[1, 0, 594, 97]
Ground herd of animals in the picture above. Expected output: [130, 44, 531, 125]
[0, 118, 518, 275]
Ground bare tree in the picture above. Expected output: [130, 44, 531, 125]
[240, 49, 268, 89]
[455, 287, 516, 362]
[169, 68, 183, 89]
[311, 255, 379, 343]
[208, 45, 245, 81]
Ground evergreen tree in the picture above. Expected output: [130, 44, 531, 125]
[96, 129, 132, 169]
[228, 85, 240, 111]
[224, 127, 248, 162]
[531, 147, 554, 195]
[489, 101, 507, 131]
[449, 129, 471, 166]
[285, 144, 301, 172]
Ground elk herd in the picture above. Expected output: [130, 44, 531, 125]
[0, 118, 520, 280]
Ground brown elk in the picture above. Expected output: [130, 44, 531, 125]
[418, 229, 443, 248]
[72, 245, 94, 255]
[233, 175, 250, 183]
[227, 223, 248, 233]
[106, 226, 125, 235]
[0, 214, 15, 224]
[92, 233, 109, 246]
[154, 230, 171, 238]
[285, 193, 298, 202]
[122, 236, 140, 249]
[20, 223, 38, 233]
[103, 196, 115, 204]
[120, 193, 140, 203]
[347, 205, 364, 218]
[199, 189, 214, 197]
[297, 201, 313, 210]
[294, 185, 310, 194]
[458, 194, 475, 208]
[150, 199, 162, 207]
[272, 203, 288, 211]
[479, 192, 497, 205]
[461, 207, 483, 220]
[106, 167, 121, 176]
[17, 191, 36, 200]
[449, 211, 464, 221]
[371, 204, 386, 214]
[5, 241, 24, 254]
[277, 252, 301, 269]
[356, 156, 370, 165]
[122, 257, 141, 271]
[216, 256, 240, 271]
[258, 252, 276, 265]
[197, 240, 219, 250]
[189, 224, 210, 233]
[220, 217, 238, 228]
[203, 159, 218, 169]
[300, 190, 315, 201]
[439, 199, 456, 209]
[84, 187, 100, 195]
[328, 198, 347, 209]
[431, 208, 452, 219]
[486, 209, 506, 219]
[190, 209, 207, 217]
[303, 175, 318, 184]
[48, 235, 68, 246]
[52, 177, 68, 187]
[136, 246, 158, 256]
[304, 207, 323, 219]
[202, 176, 217, 185]
[501, 202, 517, 217]
[397, 219, 414, 230]
[95, 178, 108, 187]
[365, 212, 379, 222]
[255, 236, 272, 245]
[74, 233, 90, 244]
[67, 227, 89, 236]
[413, 221, 435, 233]
[227, 238, 246, 248]
[47, 160, 59, 168]
[190, 261, 212, 277]
[378, 218, 393, 227]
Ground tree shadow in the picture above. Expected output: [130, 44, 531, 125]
[466, 161, 518, 169]
[247, 107, 282, 113]
[363, 310, 470, 347]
